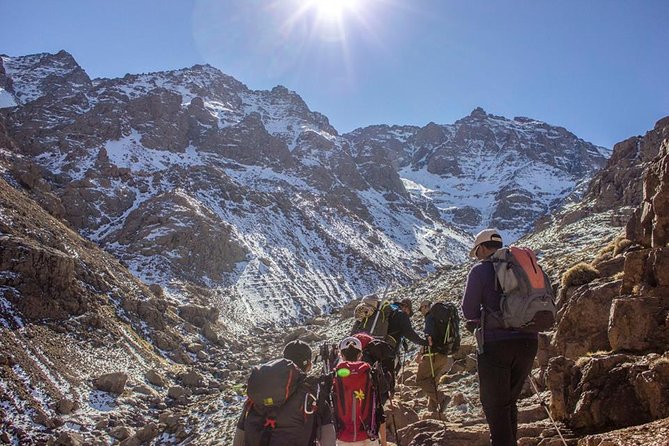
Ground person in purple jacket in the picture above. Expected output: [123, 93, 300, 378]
[461, 229, 538, 446]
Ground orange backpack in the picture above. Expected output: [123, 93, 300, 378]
[488, 247, 556, 332]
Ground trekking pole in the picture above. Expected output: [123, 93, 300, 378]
[427, 346, 445, 423]
[387, 395, 402, 446]
[398, 346, 406, 400]
[369, 283, 391, 334]
[528, 376, 568, 446]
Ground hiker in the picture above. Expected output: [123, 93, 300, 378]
[461, 229, 540, 446]
[352, 296, 427, 353]
[386, 298, 429, 354]
[351, 332, 394, 406]
[233, 340, 336, 446]
[415, 300, 456, 413]
[332, 337, 386, 446]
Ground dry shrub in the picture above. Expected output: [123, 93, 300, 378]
[613, 238, 633, 256]
[561, 262, 600, 288]
[594, 240, 616, 264]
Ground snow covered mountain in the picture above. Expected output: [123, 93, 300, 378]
[0, 51, 472, 330]
[346, 108, 610, 241]
[0, 50, 607, 328]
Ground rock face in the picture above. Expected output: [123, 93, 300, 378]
[546, 122, 669, 436]
[1, 51, 607, 329]
[547, 353, 669, 431]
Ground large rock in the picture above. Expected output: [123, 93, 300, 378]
[400, 419, 489, 446]
[608, 293, 669, 352]
[553, 280, 620, 359]
[178, 304, 219, 328]
[146, 369, 166, 387]
[54, 431, 83, 446]
[0, 236, 81, 320]
[93, 372, 128, 395]
[179, 369, 205, 388]
[546, 353, 669, 431]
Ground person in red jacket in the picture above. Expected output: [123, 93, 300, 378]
[332, 337, 386, 446]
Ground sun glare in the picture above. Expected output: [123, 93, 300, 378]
[310, 0, 359, 21]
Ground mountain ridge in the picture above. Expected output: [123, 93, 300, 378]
[1, 50, 608, 329]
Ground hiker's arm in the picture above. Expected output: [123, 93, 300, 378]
[401, 314, 428, 346]
[461, 264, 484, 323]
[318, 423, 337, 446]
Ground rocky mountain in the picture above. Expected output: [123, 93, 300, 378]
[0, 50, 472, 332]
[0, 172, 257, 445]
[0, 51, 609, 332]
[345, 108, 610, 241]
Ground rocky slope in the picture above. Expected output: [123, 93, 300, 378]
[0, 51, 607, 331]
[0, 172, 269, 445]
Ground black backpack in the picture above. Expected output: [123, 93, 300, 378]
[361, 338, 395, 396]
[429, 302, 460, 355]
[244, 358, 317, 446]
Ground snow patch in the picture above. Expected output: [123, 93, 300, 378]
[0, 87, 17, 108]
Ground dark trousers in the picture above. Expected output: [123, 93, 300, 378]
[477, 338, 538, 446]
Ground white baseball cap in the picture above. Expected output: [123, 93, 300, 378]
[339, 336, 363, 352]
[470, 229, 503, 258]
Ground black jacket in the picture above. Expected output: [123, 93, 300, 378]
[386, 305, 428, 352]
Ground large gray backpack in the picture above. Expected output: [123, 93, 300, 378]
[487, 247, 556, 332]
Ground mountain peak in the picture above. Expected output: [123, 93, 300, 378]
[469, 107, 487, 118]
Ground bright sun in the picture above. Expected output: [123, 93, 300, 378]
[310, 0, 360, 20]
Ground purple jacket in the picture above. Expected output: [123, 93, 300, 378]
[461, 260, 537, 342]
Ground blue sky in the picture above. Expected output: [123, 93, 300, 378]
[1, 0, 667, 148]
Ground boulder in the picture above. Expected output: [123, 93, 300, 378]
[145, 369, 166, 387]
[608, 293, 669, 352]
[110, 425, 133, 440]
[202, 322, 220, 344]
[186, 342, 204, 353]
[178, 304, 219, 327]
[620, 249, 650, 294]
[546, 353, 669, 431]
[56, 398, 78, 415]
[385, 401, 419, 434]
[649, 247, 669, 287]
[168, 386, 192, 400]
[399, 419, 489, 446]
[134, 384, 159, 398]
[93, 372, 128, 395]
[179, 369, 205, 388]
[135, 422, 159, 443]
[54, 431, 83, 446]
[553, 280, 620, 359]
